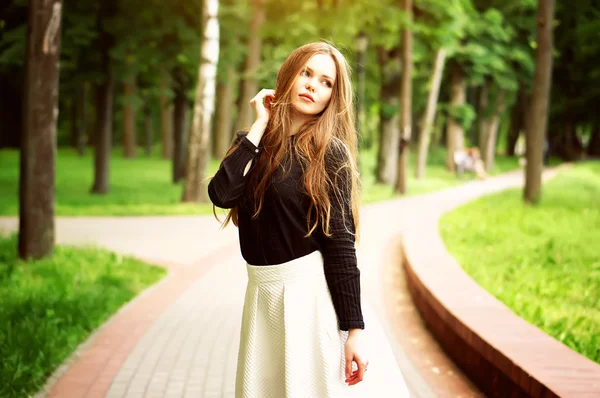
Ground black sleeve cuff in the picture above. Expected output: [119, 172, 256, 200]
[239, 136, 262, 156]
[339, 320, 365, 331]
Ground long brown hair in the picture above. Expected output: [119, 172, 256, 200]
[213, 41, 360, 241]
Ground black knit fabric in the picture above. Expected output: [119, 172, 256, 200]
[208, 131, 364, 331]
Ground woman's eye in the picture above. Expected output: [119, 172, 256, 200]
[301, 70, 309, 76]
[324, 81, 332, 88]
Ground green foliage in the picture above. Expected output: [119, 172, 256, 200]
[551, 0, 600, 127]
[440, 162, 600, 364]
[448, 103, 477, 131]
[0, 24, 26, 69]
[59, 1, 99, 84]
[0, 234, 166, 397]
[0, 1, 28, 70]
[217, 0, 250, 81]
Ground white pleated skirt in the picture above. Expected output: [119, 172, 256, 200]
[235, 250, 411, 398]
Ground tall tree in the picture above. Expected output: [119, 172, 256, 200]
[524, 0, 555, 203]
[481, 89, 505, 170]
[70, 83, 87, 156]
[235, 0, 264, 132]
[159, 73, 173, 159]
[19, 0, 63, 259]
[213, 65, 236, 158]
[395, 0, 413, 194]
[548, 0, 598, 161]
[445, 61, 466, 171]
[413, 0, 470, 179]
[143, 101, 153, 156]
[55, 0, 97, 157]
[506, 81, 528, 156]
[376, 46, 401, 185]
[122, 72, 138, 158]
[355, 31, 369, 148]
[183, 0, 220, 202]
[415, 48, 446, 179]
[212, 0, 247, 159]
[91, 1, 116, 194]
[172, 67, 189, 183]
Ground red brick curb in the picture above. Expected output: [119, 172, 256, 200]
[41, 241, 240, 398]
[401, 211, 600, 397]
[382, 235, 484, 397]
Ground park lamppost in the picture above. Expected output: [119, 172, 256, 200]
[355, 32, 369, 151]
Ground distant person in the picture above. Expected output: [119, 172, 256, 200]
[454, 147, 487, 179]
[209, 42, 410, 397]
[519, 137, 551, 167]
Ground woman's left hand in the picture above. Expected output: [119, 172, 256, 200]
[344, 328, 369, 386]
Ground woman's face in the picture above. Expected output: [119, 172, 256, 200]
[290, 53, 337, 117]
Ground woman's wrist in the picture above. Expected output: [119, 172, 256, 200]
[246, 119, 268, 147]
[254, 117, 268, 128]
[348, 328, 364, 337]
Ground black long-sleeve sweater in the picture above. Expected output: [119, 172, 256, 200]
[208, 131, 364, 331]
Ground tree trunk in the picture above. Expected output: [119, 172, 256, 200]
[416, 48, 446, 179]
[172, 83, 188, 183]
[467, 86, 478, 146]
[377, 112, 400, 185]
[213, 66, 235, 159]
[70, 82, 87, 156]
[91, 66, 114, 194]
[356, 32, 369, 149]
[477, 78, 491, 154]
[562, 121, 584, 160]
[183, 0, 219, 203]
[587, 124, 600, 157]
[432, 111, 445, 149]
[525, 0, 555, 204]
[235, 0, 264, 132]
[90, 3, 115, 195]
[483, 90, 505, 171]
[395, 0, 413, 195]
[506, 81, 527, 156]
[159, 73, 173, 159]
[376, 46, 401, 185]
[19, 0, 63, 260]
[123, 74, 137, 158]
[144, 102, 153, 156]
[445, 64, 466, 171]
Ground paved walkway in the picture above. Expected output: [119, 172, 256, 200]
[0, 166, 563, 398]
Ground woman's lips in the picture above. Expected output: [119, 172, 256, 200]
[299, 93, 314, 103]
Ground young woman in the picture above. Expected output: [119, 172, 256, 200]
[209, 42, 410, 397]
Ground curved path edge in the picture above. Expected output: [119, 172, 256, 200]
[400, 164, 600, 397]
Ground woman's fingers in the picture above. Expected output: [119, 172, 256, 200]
[345, 357, 368, 386]
[249, 89, 275, 123]
[249, 89, 275, 105]
[345, 355, 353, 379]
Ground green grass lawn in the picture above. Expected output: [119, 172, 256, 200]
[0, 145, 522, 216]
[0, 234, 166, 397]
[439, 161, 600, 364]
[0, 146, 222, 216]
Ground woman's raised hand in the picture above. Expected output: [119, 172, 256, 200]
[249, 89, 275, 125]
